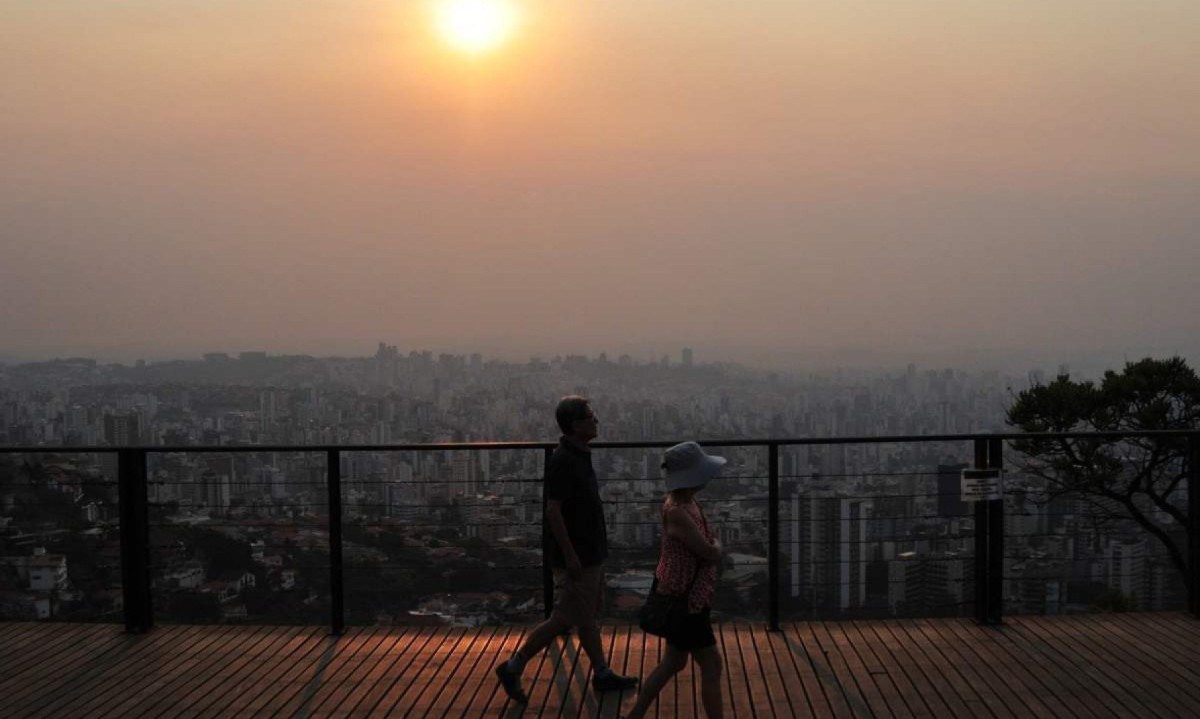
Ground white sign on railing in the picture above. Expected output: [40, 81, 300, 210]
[961, 468, 1003, 501]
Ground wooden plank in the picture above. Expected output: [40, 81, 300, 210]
[186, 625, 319, 717]
[81, 626, 220, 718]
[1105, 612, 1200, 667]
[210, 626, 329, 717]
[303, 627, 398, 717]
[1060, 614, 1198, 717]
[566, 623, 622, 719]
[0, 622, 87, 675]
[815, 618, 890, 718]
[524, 630, 571, 718]
[4, 615, 1199, 718]
[368, 626, 463, 717]
[621, 624, 651, 719]
[1077, 613, 1200, 704]
[0, 624, 125, 709]
[73, 625, 228, 718]
[1016, 615, 1170, 718]
[897, 619, 992, 718]
[857, 619, 950, 718]
[542, 631, 589, 719]
[1141, 611, 1200, 642]
[789, 621, 861, 719]
[459, 624, 518, 718]
[907, 619, 1016, 719]
[718, 622, 757, 718]
[150, 625, 279, 719]
[762, 623, 827, 719]
[745, 624, 794, 719]
[591, 623, 638, 719]
[353, 626, 441, 718]
[950, 619, 1099, 719]
[176, 624, 312, 719]
[130, 625, 277, 719]
[403, 626, 468, 716]
[309, 627, 397, 716]
[940, 618, 1072, 719]
[424, 625, 502, 717]
[265, 626, 380, 719]
[879, 620, 986, 719]
[30, 624, 215, 718]
[155, 625, 285, 719]
[329, 627, 425, 718]
[241, 632, 348, 717]
[844, 619, 916, 719]
[1001, 615, 1134, 718]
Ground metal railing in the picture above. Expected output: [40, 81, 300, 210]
[1, 431, 1196, 633]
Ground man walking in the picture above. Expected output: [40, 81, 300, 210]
[495, 395, 639, 703]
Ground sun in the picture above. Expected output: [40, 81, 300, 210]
[435, 0, 520, 55]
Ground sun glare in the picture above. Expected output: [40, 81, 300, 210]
[435, 0, 520, 55]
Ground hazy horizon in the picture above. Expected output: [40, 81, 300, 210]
[4, 1, 1198, 373]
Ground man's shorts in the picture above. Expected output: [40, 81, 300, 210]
[550, 565, 604, 629]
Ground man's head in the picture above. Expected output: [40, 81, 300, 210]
[555, 395, 598, 443]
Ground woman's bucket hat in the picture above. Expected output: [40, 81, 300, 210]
[662, 441, 727, 491]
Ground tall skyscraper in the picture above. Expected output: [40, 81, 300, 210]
[103, 413, 141, 446]
[790, 488, 873, 614]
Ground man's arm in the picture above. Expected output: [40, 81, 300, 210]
[545, 499, 582, 578]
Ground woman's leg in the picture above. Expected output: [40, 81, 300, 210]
[692, 645, 723, 719]
[623, 644, 689, 719]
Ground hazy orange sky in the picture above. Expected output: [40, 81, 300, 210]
[3, 1, 1198, 371]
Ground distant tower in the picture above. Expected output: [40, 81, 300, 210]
[103, 413, 141, 446]
[681, 347, 694, 368]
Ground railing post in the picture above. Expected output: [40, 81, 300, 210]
[118, 448, 153, 633]
[987, 438, 1004, 625]
[542, 447, 554, 620]
[1189, 434, 1199, 619]
[972, 438, 1004, 625]
[327, 450, 344, 635]
[973, 439, 988, 624]
[768, 443, 780, 630]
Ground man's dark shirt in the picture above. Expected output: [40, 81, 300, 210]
[544, 436, 608, 568]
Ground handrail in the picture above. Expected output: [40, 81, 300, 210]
[1, 430, 1196, 633]
[2, 428, 1198, 454]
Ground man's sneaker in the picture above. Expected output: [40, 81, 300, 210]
[592, 671, 639, 692]
[495, 662, 529, 704]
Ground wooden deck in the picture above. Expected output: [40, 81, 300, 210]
[2, 613, 1199, 718]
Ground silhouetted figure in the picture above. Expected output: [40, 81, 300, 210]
[495, 395, 639, 704]
[625, 441, 726, 719]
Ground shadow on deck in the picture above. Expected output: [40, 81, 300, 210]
[2, 613, 1199, 718]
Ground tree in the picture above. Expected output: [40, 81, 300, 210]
[1006, 357, 1200, 580]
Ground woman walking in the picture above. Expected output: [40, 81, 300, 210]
[625, 441, 726, 719]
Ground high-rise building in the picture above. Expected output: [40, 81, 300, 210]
[790, 489, 873, 614]
[887, 551, 965, 616]
[1107, 538, 1148, 608]
[681, 347, 693, 368]
[103, 413, 141, 446]
[452, 452, 475, 496]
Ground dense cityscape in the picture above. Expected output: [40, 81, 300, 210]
[0, 346, 1185, 626]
